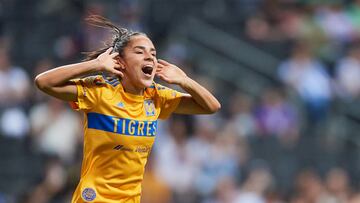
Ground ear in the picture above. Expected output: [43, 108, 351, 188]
[116, 56, 127, 69]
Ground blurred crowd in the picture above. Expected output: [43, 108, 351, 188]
[1, 0, 360, 203]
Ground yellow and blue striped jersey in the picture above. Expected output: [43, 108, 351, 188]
[70, 75, 183, 203]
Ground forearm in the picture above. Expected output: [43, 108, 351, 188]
[35, 59, 101, 89]
[179, 76, 221, 113]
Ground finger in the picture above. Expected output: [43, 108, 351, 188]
[112, 60, 125, 69]
[157, 74, 172, 83]
[105, 47, 113, 54]
[158, 59, 171, 65]
[110, 52, 119, 58]
[156, 73, 167, 80]
[113, 64, 122, 69]
[157, 63, 165, 69]
[114, 67, 124, 73]
[115, 63, 125, 70]
[112, 69, 124, 78]
[113, 60, 120, 65]
[156, 73, 164, 79]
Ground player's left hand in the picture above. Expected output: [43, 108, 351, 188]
[156, 59, 187, 85]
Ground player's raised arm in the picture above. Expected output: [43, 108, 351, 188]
[35, 47, 123, 101]
[156, 59, 221, 114]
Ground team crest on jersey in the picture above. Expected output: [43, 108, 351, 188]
[82, 188, 96, 202]
[144, 100, 156, 116]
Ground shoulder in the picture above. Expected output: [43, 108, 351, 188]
[153, 82, 174, 92]
[145, 82, 172, 97]
[79, 75, 105, 86]
[102, 74, 121, 88]
[77, 75, 120, 89]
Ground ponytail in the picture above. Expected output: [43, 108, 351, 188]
[83, 15, 145, 61]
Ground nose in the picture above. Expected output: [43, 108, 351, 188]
[144, 52, 155, 62]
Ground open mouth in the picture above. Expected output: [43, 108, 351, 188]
[142, 65, 154, 76]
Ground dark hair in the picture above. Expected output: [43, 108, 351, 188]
[84, 15, 145, 61]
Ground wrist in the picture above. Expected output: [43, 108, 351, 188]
[89, 59, 105, 72]
[179, 76, 190, 87]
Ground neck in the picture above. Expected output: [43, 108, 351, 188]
[121, 78, 144, 95]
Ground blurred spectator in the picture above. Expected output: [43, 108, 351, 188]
[226, 93, 257, 138]
[278, 42, 331, 123]
[141, 154, 172, 203]
[0, 47, 30, 106]
[277, 5, 306, 40]
[29, 98, 81, 163]
[313, 3, 355, 60]
[0, 46, 30, 139]
[233, 162, 273, 203]
[203, 176, 239, 203]
[335, 45, 360, 100]
[349, 193, 360, 203]
[21, 156, 67, 203]
[190, 115, 241, 199]
[188, 115, 218, 198]
[245, 13, 274, 41]
[254, 87, 299, 146]
[155, 116, 198, 203]
[292, 169, 334, 203]
[347, 0, 360, 35]
[0, 107, 30, 139]
[314, 4, 355, 43]
[324, 167, 351, 203]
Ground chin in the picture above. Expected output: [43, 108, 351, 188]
[141, 79, 154, 88]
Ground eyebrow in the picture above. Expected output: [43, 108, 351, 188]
[134, 46, 156, 52]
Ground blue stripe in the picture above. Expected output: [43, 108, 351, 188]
[101, 74, 120, 87]
[107, 82, 120, 87]
[87, 112, 157, 136]
[106, 79, 120, 87]
[108, 79, 119, 84]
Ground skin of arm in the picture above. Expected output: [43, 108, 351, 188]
[156, 59, 221, 114]
[34, 48, 122, 101]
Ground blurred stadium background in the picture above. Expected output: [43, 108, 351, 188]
[1, 0, 360, 202]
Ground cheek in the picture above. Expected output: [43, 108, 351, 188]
[125, 66, 142, 80]
[154, 63, 158, 72]
[123, 58, 136, 71]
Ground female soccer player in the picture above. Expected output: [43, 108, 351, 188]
[35, 15, 221, 203]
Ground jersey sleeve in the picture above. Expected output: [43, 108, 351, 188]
[70, 75, 105, 111]
[156, 84, 185, 120]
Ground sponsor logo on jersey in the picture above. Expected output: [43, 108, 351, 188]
[113, 145, 133, 152]
[135, 146, 151, 153]
[113, 145, 152, 153]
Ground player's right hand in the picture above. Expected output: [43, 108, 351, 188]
[96, 47, 124, 78]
